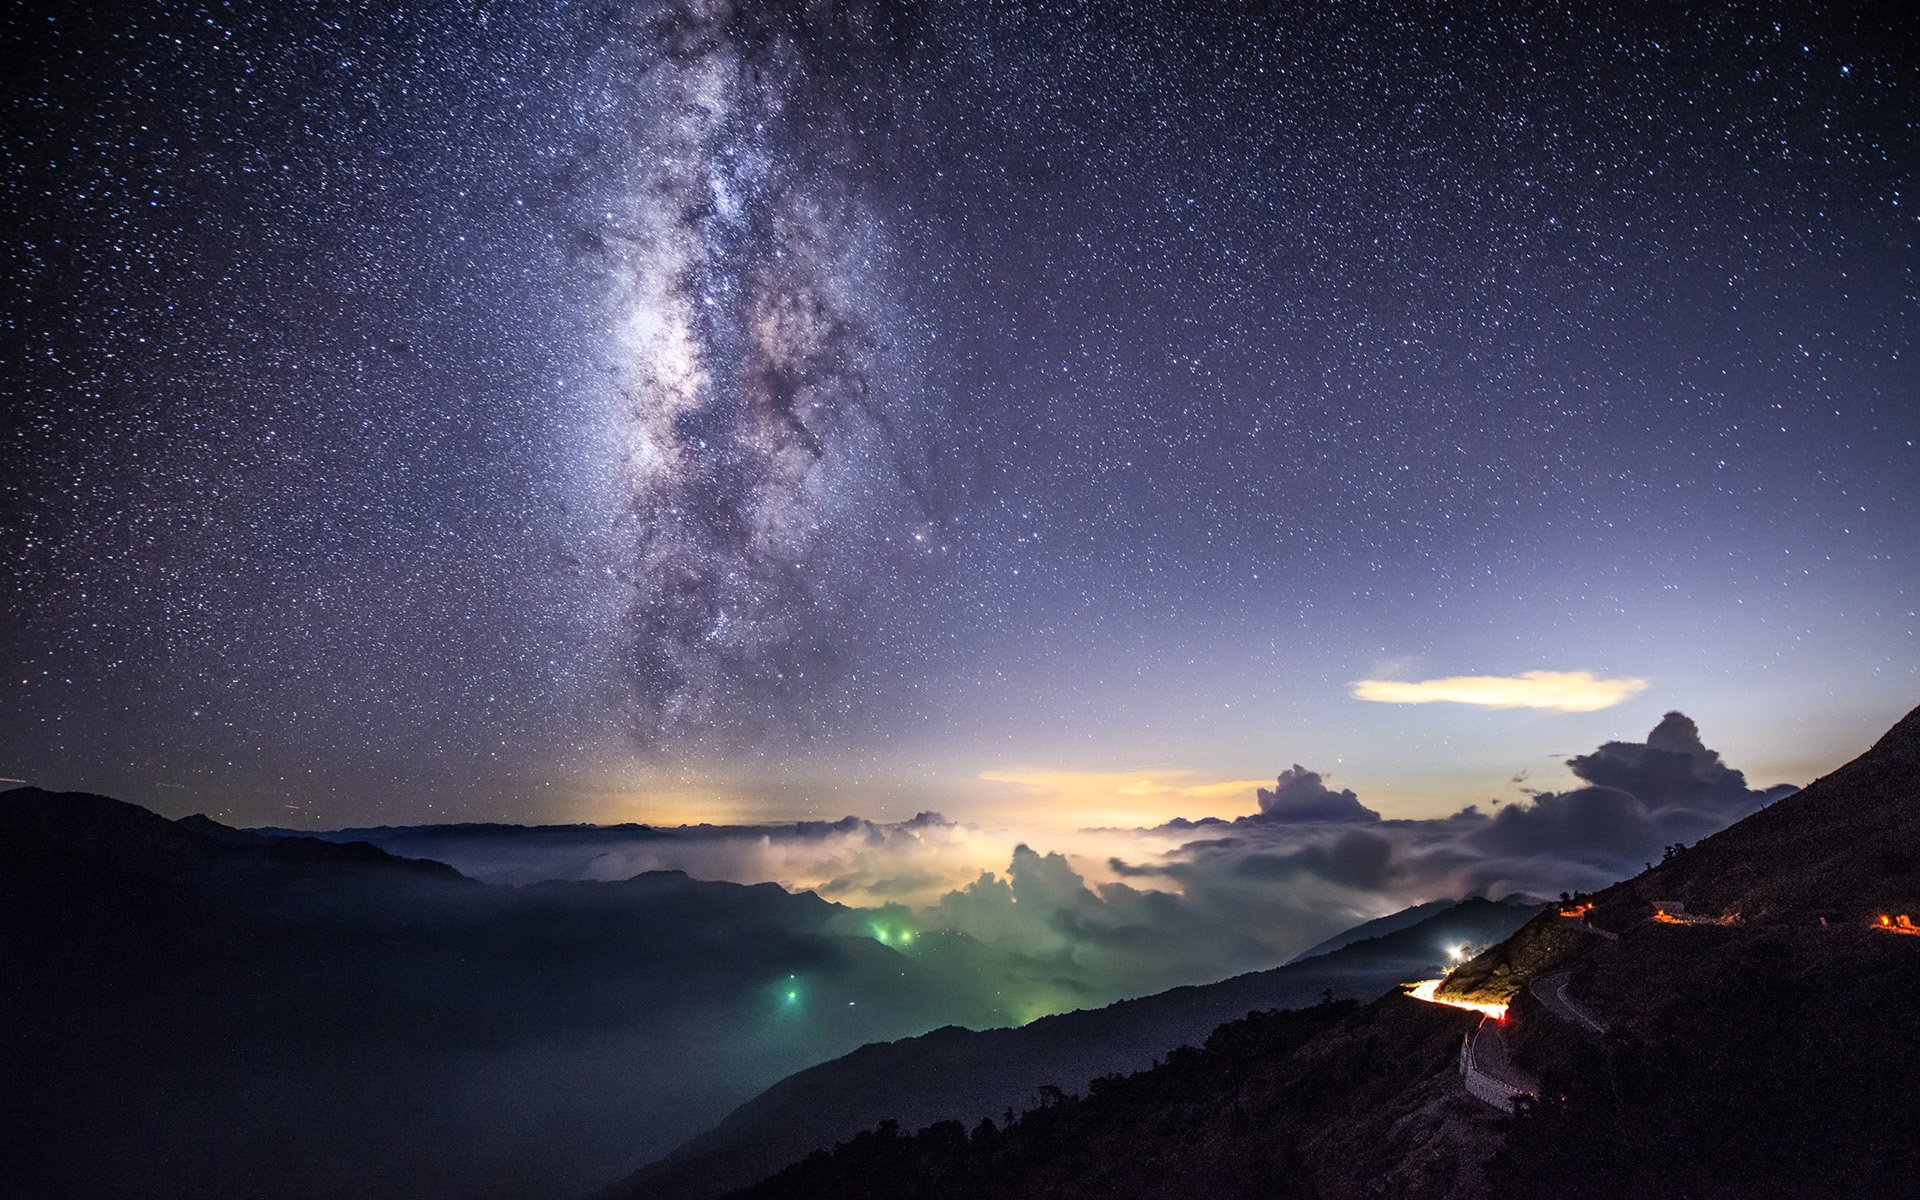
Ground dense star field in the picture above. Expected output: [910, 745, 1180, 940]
[3, 1, 1915, 826]
[5, 8, 1919, 1200]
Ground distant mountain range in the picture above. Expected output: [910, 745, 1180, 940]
[673, 704, 1920, 1200]
[0, 790, 1003, 1200]
[1283, 896, 1461, 962]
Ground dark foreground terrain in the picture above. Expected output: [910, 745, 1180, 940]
[679, 706, 1920, 1200]
[609, 897, 1535, 1200]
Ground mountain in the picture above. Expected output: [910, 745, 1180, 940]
[0, 789, 1005, 1200]
[602, 896, 1539, 1200]
[725, 994, 1496, 1200]
[251, 818, 693, 884]
[250, 814, 942, 887]
[707, 704, 1920, 1200]
[1608, 700, 1920, 921]
[1455, 703, 1920, 1197]
[1284, 897, 1459, 962]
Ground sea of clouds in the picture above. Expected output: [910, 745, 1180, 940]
[312, 712, 1792, 1015]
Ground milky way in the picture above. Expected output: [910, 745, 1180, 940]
[573, 2, 926, 741]
[2, 1, 1913, 823]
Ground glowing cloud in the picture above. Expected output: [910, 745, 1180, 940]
[1351, 670, 1647, 712]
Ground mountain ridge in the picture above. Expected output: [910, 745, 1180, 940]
[602, 896, 1539, 1200]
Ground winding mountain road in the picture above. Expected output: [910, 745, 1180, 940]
[1534, 970, 1606, 1033]
[1451, 973, 1602, 1113]
[1458, 1017, 1536, 1111]
[1408, 935, 1609, 1112]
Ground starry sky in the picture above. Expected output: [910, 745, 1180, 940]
[4, 0, 1915, 830]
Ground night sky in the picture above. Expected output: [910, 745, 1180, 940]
[5, 1, 1915, 829]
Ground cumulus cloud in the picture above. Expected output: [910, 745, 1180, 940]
[1351, 670, 1648, 711]
[1470, 785, 1663, 861]
[948, 711, 1793, 1003]
[1253, 766, 1381, 823]
[1479, 710, 1795, 854]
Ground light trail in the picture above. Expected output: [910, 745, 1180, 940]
[1406, 978, 1509, 1021]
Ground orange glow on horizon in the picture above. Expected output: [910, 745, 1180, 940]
[975, 768, 1270, 828]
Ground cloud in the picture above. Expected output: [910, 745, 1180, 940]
[1097, 711, 1793, 962]
[1463, 710, 1797, 877]
[1470, 785, 1664, 861]
[1557, 709, 1794, 837]
[300, 712, 1794, 1021]
[1350, 670, 1648, 712]
[310, 812, 1015, 909]
[1252, 766, 1381, 824]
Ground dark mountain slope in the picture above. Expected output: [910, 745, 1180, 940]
[1608, 701, 1920, 921]
[0, 789, 1002, 1200]
[1489, 919, 1919, 1200]
[604, 897, 1537, 1200]
[730, 994, 1500, 1200]
[719, 704, 1920, 1200]
[1471, 705, 1920, 1198]
[1285, 897, 1457, 962]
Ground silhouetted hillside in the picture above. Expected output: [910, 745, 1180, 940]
[1284, 897, 1457, 962]
[1606, 701, 1920, 923]
[1440, 704, 1920, 1009]
[0, 789, 1005, 1200]
[714, 704, 1920, 1200]
[604, 897, 1537, 1200]
[731, 995, 1500, 1200]
[1478, 705, 1920, 1197]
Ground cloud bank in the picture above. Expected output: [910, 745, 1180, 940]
[1351, 669, 1649, 711]
[296, 712, 1791, 1019]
